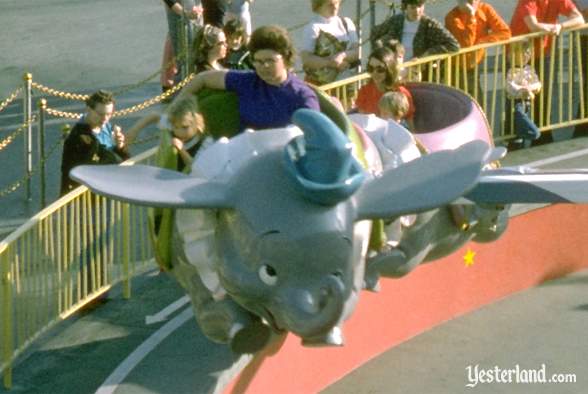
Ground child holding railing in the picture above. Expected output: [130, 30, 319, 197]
[126, 95, 208, 171]
[505, 40, 542, 150]
[126, 96, 208, 269]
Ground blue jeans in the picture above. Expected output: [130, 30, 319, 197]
[513, 100, 540, 140]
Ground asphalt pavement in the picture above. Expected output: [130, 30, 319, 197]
[0, 0, 521, 95]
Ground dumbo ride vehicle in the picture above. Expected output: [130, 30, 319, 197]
[71, 84, 588, 354]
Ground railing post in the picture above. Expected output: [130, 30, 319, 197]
[23, 73, 33, 202]
[369, 0, 376, 48]
[38, 99, 47, 209]
[1, 251, 14, 389]
[121, 203, 131, 299]
[180, 0, 190, 80]
[356, 0, 363, 72]
[369, 0, 376, 29]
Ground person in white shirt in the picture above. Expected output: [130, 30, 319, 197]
[300, 0, 360, 85]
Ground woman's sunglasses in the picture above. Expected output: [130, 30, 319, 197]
[367, 64, 387, 74]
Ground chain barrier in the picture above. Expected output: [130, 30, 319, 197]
[0, 107, 161, 199]
[0, 116, 37, 153]
[111, 46, 189, 97]
[0, 128, 63, 199]
[39, 71, 193, 121]
[110, 68, 164, 97]
[31, 82, 89, 101]
[0, 87, 22, 113]
[112, 72, 194, 117]
[44, 107, 83, 120]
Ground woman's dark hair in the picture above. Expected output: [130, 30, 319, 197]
[367, 46, 400, 89]
[192, 24, 225, 71]
[248, 25, 295, 68]
[401, 0, 426, 9]
[85, 89, 114, 109]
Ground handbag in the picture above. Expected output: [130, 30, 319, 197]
[304, 17, 357, 85]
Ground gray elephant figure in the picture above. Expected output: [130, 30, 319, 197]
[72, 109, 493, 353]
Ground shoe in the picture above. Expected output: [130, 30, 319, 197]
[507, 138, 524, 152]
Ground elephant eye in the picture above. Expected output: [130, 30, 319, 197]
[258, 264, 278, 286]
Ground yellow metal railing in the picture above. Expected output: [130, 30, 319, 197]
[321, 25, 588, 142]
[0, 148, 157, 389]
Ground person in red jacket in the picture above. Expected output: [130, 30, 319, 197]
[445, 1, 511, 100]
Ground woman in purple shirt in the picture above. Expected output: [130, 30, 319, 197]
[177, 25, 320, 131]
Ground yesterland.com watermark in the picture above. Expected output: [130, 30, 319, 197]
[465, 364, 577, 388]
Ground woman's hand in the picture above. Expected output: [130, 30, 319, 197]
[330, 52, 348, 69]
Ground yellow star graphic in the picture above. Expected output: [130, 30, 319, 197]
[463, 248, 476, 267]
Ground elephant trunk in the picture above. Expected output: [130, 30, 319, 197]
[284, 274, 345, 344]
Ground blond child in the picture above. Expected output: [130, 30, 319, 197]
[126, 96, 207, 270]
[505, 40, 542, 149]
[126, 96, 206, 170]
[378, 90, 411, 129]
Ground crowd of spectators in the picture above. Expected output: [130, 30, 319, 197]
[61, 0, 588, 193]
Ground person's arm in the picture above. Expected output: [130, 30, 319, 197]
[478, 5, 512, 43]
[298, 86, 320, 111]
[445, 9, 477, 48]
[125, 113, 161, 145]
[526, 66, 542, 93]
[301, 51, 337, 69]
[505, 68, 525, 99]
[523, 14, 562, 35]
[176, 70, 228, 101]
[421, 17, 460, 56]
[561, 7, 585, 29]
[301, 45, 359, 70]
[339, 17, 360, 67]
[525, 7, 584, 35]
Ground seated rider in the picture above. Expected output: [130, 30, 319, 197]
[125, 96, 207, 269]
[355, 42, 415, 130]
[126, 96, 207, 171]
[175, 24, 320, 131]
[378, 91, 411, 130]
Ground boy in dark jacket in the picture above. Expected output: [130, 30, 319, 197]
[60, 90, 129, 196]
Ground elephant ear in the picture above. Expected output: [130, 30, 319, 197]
[355, 140, 489, 220]
[463, 167, 588, 204]
[70, 165, 232, 209]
